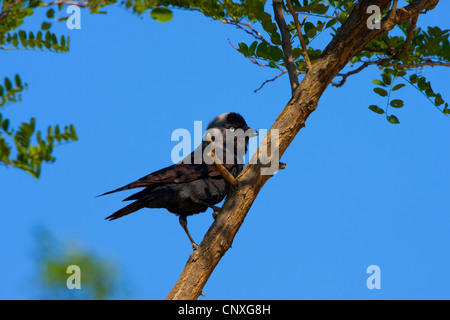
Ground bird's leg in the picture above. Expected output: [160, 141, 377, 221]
[178, 215, 198, 251]
[191, 197, 222, 220]
[200, 201, 222, 220]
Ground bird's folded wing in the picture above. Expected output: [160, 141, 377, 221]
[97, 162, 235, 197]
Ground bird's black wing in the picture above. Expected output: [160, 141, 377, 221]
[97, 162, 235, 197]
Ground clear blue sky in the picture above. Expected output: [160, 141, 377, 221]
[1, 2, 449, 299]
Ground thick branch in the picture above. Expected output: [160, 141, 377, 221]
[166, 0, 441, 300]
[273, 0, 299, 94]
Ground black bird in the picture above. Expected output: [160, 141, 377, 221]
[99, 112, 257, 250]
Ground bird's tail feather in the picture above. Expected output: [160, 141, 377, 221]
[105, 201, 144, 221]
[96, 185, 137, 198]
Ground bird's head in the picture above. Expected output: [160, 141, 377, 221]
[205, 112, 258, 164]
[206, 112, 256, 135]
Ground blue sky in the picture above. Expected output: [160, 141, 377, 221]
[1, 2, 449, 299]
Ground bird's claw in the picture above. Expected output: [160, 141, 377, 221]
[212, 211, 219, 220]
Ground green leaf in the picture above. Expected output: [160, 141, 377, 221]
[14, 74, 22, 87]
[387, 115, 400, 124]
[395, 70, 407, 77]
[150, 7, 173, 23]
[261, 20, 277, 34]
[248, 41, 258, 56]
[382, 73, 392, 85]
[444, 106, 450, 115]
[18, 30, 26, 40]
[369, 105, 384, 114]
[4, 78, 12, 91]
[372, 79, 385, 87]
[304, 22, 316, 38]
[390, 99, 404, 108]
[267, 46, 283, 61]
[69, 124, 78, 140]
[46, 8, 55, 19]
[425, 88, 436, 97]
[392, 83, 405, 91]
[270, 33, 282, 46]
[41, 22, 52, 30]
[2, 118, 10, 131]
[373, 87, 388, 97]
[325, 18, 337, 29]
[435, 94, 444, 106]
[237, 42, 249, 57]
[292, 48, 302, 59]
[417, 77, 429, 91]
[313, 3, 329, 15]
[256, 42, 268, 59]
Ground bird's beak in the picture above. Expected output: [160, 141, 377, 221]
[246, 127, 258, 137]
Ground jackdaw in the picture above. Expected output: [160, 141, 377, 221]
[99, 112, 257, 250]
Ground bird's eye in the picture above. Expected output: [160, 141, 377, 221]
[229, 127, 235, 132]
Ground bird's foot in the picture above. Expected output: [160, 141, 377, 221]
[212, 211, 219, 220]
[192, 242, 198, 251]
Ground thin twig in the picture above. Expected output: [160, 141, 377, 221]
[333, 58, 450, 87]
[222, 19, 269, 44]
[41, 0, 89, 6]
[394, 14, 419, 59]
[0, 0, 25, 22]
[227, 39, 271, 68]
[228, 39, 299, 93]
[333, 60, 384, 87]
[285, 0, 312, 71]
[388, 0, 398, 21]
[397, 61, 450, 68]
[205, 133, 238, 187]
[253, 70, 288, 93]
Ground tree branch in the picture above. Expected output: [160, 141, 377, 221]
[285, 0, 312, 71]
[40, 0, 89, 6]
[253, 70, 288, 93]
[205, 133, 238, 187]
[333, 59, 387, 87]
[227, 39, 296, 92]
[166, 0, 441, 300]
[332, 58, 449, 87]
[0, 0, 25, 22]
[222, 19, 269, 44]
[272, 0, 299, 94]
[394, 14, 419, 59]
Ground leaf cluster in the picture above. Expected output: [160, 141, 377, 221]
[1, 0, 78, 177]
[0, 111, 78, 178]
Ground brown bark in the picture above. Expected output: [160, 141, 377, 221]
[273, 0, 300, 94]
[166, 0, 440, 300]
